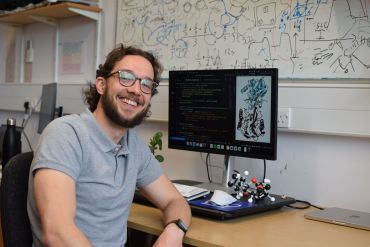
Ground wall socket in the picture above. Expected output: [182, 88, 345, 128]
[278, 108, 291, 128]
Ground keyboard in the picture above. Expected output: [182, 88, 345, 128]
[173, 183, 210, 201]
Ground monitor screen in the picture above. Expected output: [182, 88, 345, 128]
[168, 68, 278, 160]
[37, 83, 57, 134]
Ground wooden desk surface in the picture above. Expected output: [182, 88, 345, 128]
[128, 203, 370, 247]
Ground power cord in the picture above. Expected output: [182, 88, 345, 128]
[286, 200, 324, 210]
[21, 99, 40, 152]
[21, 130, 33, 152]
[205, 153, 212, 183]
[21, 104, 33, 152]
[200, 153, 213, 183]
[261, 159, 323, 211]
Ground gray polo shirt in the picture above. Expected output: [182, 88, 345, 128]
[27, 109, 163, 247]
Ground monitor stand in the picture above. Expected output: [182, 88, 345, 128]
[198, 155, 235, 194]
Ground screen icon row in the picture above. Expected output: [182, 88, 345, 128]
[185, 142, 251, 153]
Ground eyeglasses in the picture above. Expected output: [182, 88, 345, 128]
[108, 70, 158, 94]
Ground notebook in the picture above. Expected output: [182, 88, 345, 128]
[173, 183, 210, 201]
[304, 207, 370, 231]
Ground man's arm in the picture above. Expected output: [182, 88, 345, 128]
[139, 174, 192, 246]
[33, 169, 92, 247]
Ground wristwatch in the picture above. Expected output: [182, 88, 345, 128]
[165, 219, 188, 234]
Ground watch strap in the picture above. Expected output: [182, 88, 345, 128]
[165, 219, 188, 233]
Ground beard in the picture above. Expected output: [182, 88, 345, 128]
[101, 90, 150, 128]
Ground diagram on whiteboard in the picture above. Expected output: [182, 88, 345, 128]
[116, 0, 370, 79]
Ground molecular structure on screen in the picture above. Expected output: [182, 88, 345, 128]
[227, 170, 275, 203]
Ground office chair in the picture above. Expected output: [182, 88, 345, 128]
[0, 152, 33, 247]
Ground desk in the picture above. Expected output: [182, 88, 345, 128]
[128, 203, 370, 247]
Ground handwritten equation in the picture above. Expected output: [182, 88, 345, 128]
[116, 0, 370, 79]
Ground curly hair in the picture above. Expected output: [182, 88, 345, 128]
[83, 44, 163, 112]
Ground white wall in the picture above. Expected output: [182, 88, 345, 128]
[0, 0, 369, 214]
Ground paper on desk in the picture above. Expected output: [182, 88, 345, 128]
[209, 190, 237, 206]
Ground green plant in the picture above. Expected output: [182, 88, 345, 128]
[148, 131, 164, 163]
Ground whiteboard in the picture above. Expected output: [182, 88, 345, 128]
[116, 0, 370, 79]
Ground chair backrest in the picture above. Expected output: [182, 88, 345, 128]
[0, 152, 33, 247]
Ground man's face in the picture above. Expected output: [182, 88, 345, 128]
[101, 55, 154, 128]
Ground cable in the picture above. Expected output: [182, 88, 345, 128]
[286, 200, 324, 210]
[260, 160, 323, 211]
[20, 99, 40, 153]
[200, 153, 213, 183]
[22, 130, 33, 152]
[261, 159, 323, 211]
[21, 116, 34, 152]
[205, 153, 212, 183]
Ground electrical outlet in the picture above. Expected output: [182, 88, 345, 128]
[278, 108, 291, 128]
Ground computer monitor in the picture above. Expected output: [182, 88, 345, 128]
[37, 83, 57, 134]
[168, 68, 278, 187]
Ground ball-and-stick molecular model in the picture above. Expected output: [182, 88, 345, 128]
[228, 170, 275, 203]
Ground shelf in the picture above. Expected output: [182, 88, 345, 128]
[0, 2, 102, 25]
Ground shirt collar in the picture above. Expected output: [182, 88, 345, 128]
[81, 108, 129, 155]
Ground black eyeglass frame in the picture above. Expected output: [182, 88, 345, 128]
[107, 70, 158, 94]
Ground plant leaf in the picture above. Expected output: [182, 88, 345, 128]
[155, 155, 164, 163]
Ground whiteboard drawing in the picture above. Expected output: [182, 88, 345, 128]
[116, 0, 370, 79]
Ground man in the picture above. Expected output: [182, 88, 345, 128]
[27, 45, 191, 247]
